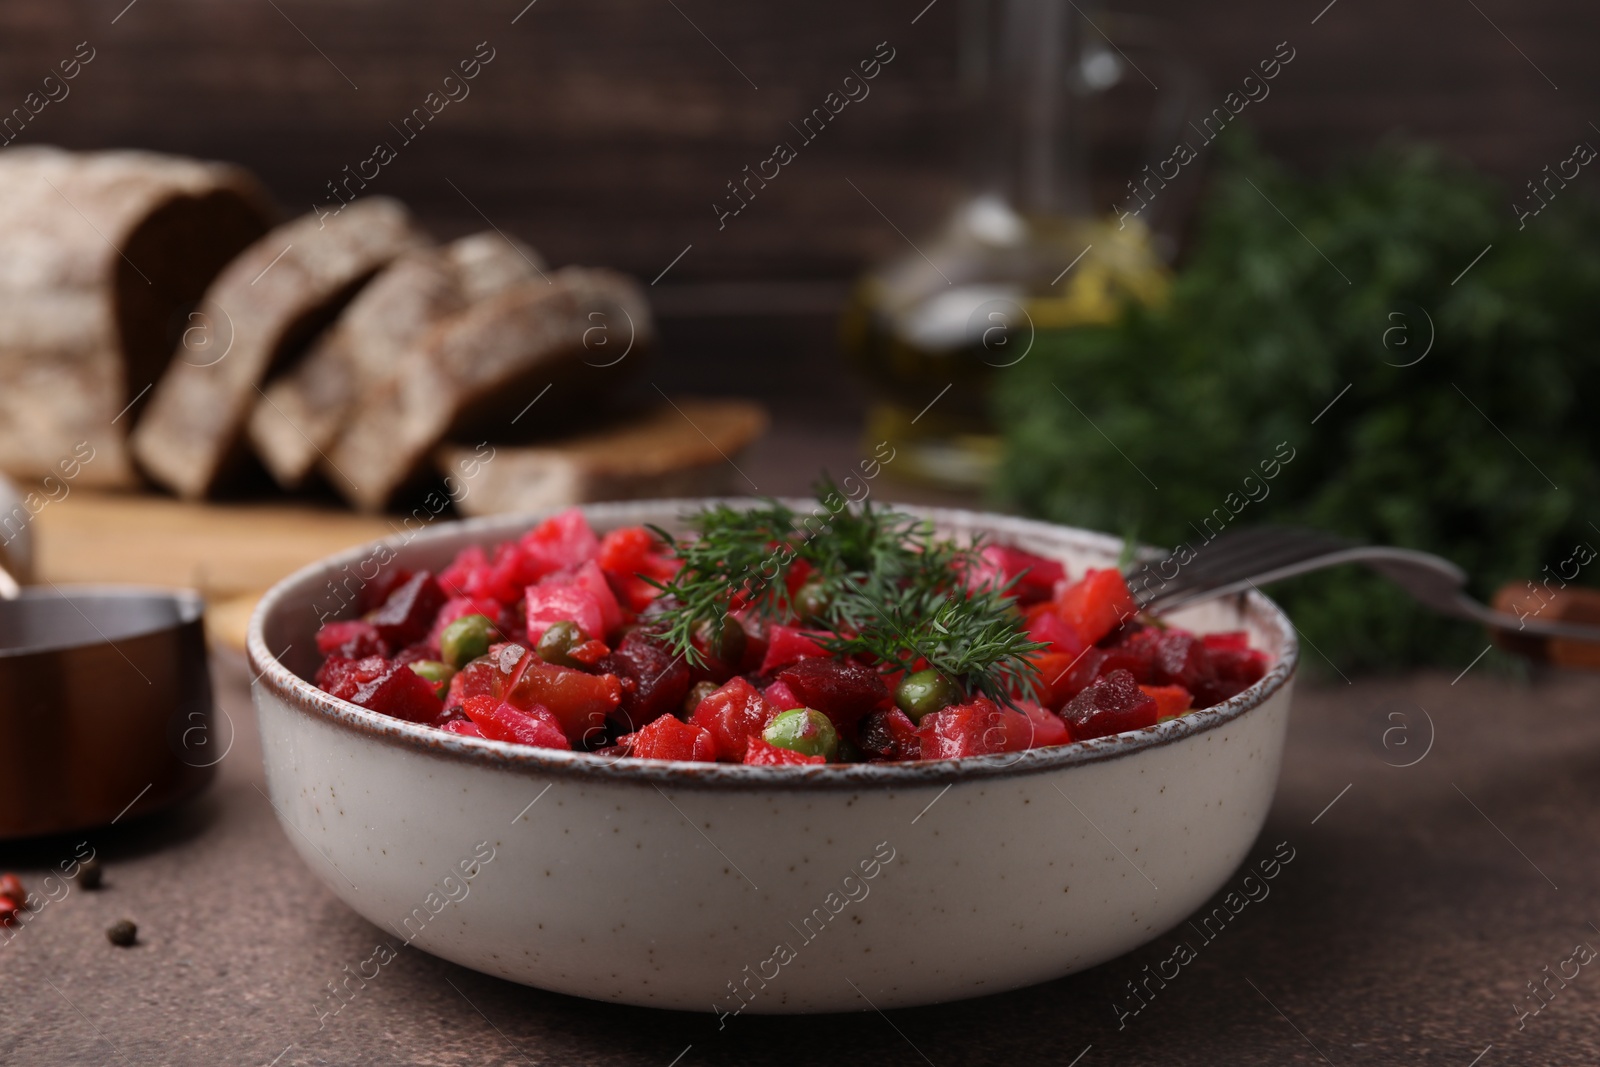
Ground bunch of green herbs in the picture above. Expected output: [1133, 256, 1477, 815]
[996, 132, 1600, 673]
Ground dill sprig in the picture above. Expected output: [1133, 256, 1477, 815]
[643, 500, 799, 662]
[649, 479, 1046, 704]
[819, 575, 1046, 707]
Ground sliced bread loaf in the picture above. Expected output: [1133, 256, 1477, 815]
[327, 266, 652, 511]
[0, 147, 273, 487]
[131, 197, 426, 498]
[246, 232, 545, 489]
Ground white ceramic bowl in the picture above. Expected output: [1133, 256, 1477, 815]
[249, 501, 1298, 1014]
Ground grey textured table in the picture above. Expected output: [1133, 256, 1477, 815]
[5, 438, 1598, 1066]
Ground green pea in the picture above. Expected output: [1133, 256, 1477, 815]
[537, 620, 586, 667]
[763, 708, 840, 761]
[440, 613, 500, 669]
[793, 579, 830, 624]
[694, 617, 747, 665]
[408, 659, 455, 697]
[683, 680, 720, 717]
[895, 669, 962, 722]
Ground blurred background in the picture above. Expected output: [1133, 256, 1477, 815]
[3, 0, 1592, 423]
[2, 0, 1598, 671]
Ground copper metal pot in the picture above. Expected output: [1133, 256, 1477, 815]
[0, 583, 219, 839]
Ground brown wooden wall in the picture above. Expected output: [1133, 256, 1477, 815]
[1, 0, 1594, 422]
[2, 0, 1593, 286]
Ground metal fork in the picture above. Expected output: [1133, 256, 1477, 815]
[1123, 525, 1600, 642]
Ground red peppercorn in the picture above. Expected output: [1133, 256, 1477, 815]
[0, 872, 25, 905]
[0, 894, 19, 926]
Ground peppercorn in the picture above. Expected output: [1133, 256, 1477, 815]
[0, 894, 19, 927]
[106, 919, 137, 946]
[763, 708, 840, 761]
[682, 680, 720, 717]
[0, 872, 25, 904]
[895, 669, 962, 722]
[536, 620, 586, 667]
[74, 858, 103, 890]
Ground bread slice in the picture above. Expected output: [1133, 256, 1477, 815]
[0, 147, 273, 488]
[131, 197, 426, 499]
[246, 232, 545, 489]
[437, 398, 769, 517]
[327, 266, 653, 512]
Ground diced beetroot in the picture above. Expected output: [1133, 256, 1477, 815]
[968, 544, 1066, 606]
[744, 736, 825, 766]
[391, 643, 434, 666]
[442, 719, 483, 737]
[570, 560, 624, 633]
[525, 583, 606, 649]
[343, 659, 444, 724]
[315, 654, 389, 699]
[1210, 646, 1270, 687]
[567, 639, 611, 667]
[783, 557, 815, 599]
[1055, 569, 1138, 645]
[439, 545, 486, 599]
[1140, 684, 1193, 720]
[358, 566, 412, 614]
[917, 698, 1033, 760]
[626, 714, 716, 761]
[598, 630, 691, 733]
[426, 596, 504, 650]
[367, 571, 446, 648]
[500, 658, 623, 743]
[1030, 648, 1105, 708]
[1190, 655, 1260, 703]
[525, 561, 624, 646]
[759, 625, 829, 674]
[498, 541, 546, 598]
[434, 703, 469, 724]
[446, 657, 498, 706]
[1149, 631, 1217, 692]
[777, 657, 890, 733]
[315, 619, 387, 660]
[1060, 669, 1159, 740]
[461, 695, 569, 749]
[732, 611, 768, 674]
[1024, 604, 1089, 657]
[1014, 700, 1072, 747]
[1202, 631, 1252, 652]
[596, 526, 679, 613]
[763, 679, 802, 711]
[1098, 642, 1157, 685]
[690, 677, 778, 761]
[519, 508, 600, 576]
[857, 707, 921, 761]
[440, 544, 521, 604]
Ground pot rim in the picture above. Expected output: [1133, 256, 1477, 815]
[0, 584, 205, 659]
[248, 500, 1299, 790]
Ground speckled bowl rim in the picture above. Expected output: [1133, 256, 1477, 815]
[248, 500, 1299, 790]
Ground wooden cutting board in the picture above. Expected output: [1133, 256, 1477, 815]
[19, 398, 772, 654]
[31, 491, 396, 652]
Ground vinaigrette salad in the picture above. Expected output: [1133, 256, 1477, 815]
[311, 492, 1269, 763]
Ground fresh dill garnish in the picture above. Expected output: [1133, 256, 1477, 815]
[648, 478, 1046, 706]
[643, 499, 799, 661]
